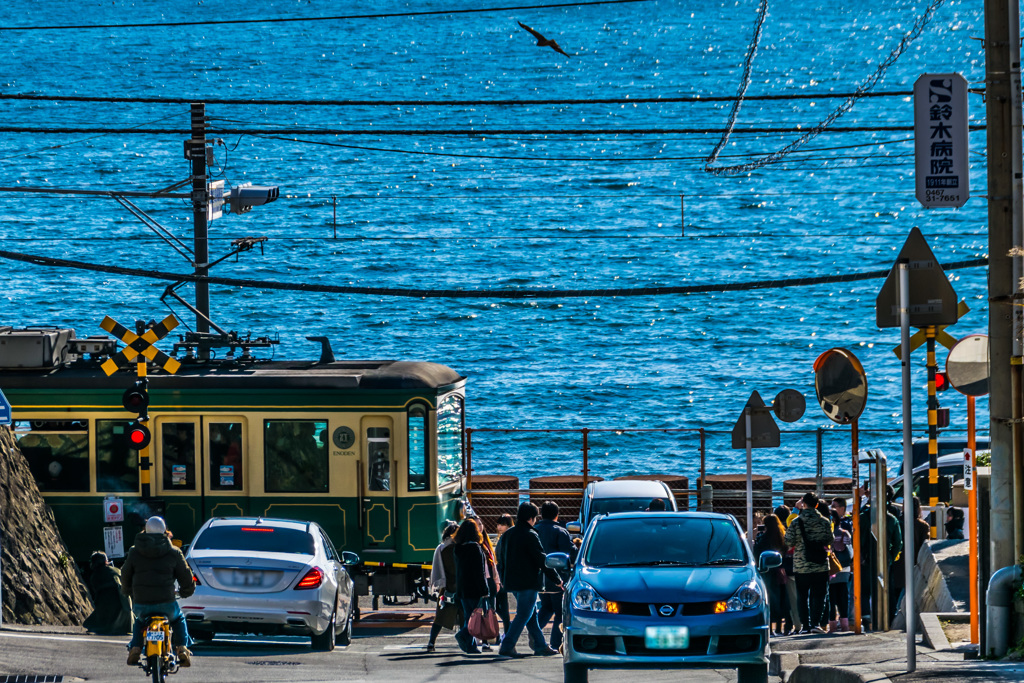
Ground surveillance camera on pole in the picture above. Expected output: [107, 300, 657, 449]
[228, 182, 280, 215]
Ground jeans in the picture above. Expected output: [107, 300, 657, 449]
[795, 572, 830, 629]
[128, 601, 190, 649]
[535, 590, 563, 648]
[829, 575, 850, 620]
[500, 589, 546, 654]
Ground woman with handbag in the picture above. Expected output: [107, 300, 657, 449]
[453, 518, 491, 654]
[426, 522, 461, 652]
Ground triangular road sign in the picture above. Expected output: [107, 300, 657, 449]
[876, 227, 959, 328]
[731, 390, 781, 449]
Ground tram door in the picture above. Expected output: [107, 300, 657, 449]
[361, 417, 396, 551]
[155, 416, 246, 541]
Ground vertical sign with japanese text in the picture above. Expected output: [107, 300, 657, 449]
[915, 73, 969, 208]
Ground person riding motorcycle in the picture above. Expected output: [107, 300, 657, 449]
[121, 516, 195, 667]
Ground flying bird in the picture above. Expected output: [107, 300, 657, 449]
[517, 21, 572, 58]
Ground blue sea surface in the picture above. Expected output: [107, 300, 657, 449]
[0, 0, 992, 487]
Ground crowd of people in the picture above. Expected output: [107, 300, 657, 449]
[427, 500, 576, 658]
[752, 485, 947, 636]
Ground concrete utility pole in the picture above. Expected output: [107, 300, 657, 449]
[984, 0, 1022, 573]
[188, 103, 211, 358]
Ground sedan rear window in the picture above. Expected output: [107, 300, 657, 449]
[193, 525, 316, 555]
[585, 517, 746, 567]
[591, 497, 668, 517]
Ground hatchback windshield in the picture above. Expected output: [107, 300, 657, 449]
[585, 517, 746, 567]
[193, 525, 315, 555]
[590, 497, 668, 517]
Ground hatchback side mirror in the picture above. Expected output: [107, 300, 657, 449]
[566, 521, 582, 535]
[546, 552, 570, 570]
[341, 551, 361, 566]
[758, 551, 783, 573]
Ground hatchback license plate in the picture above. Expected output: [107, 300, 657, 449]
[146, 631, 165, 642]
[644, 626, 689, 649]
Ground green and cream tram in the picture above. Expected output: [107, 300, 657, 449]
[0, 328, 467, 603]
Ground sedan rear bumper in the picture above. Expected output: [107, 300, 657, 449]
[179, 589, 331, 635]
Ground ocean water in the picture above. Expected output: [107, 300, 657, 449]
[0, 0, 992, 487]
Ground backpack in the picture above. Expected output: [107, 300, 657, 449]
[797, 518, 827, 564]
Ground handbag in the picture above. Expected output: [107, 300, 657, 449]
[467, 598, 500, 641]
[827, 550, 843, 575]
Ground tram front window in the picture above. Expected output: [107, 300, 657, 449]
[14, 420, 89, 492]
[436, 394, 464, 488]
[264, 420, 329, 493]
[161, 422, 196, 490]
[407, 405, 427, 491]
[96, 420, 140, 492]
[209, 422, 243, 491]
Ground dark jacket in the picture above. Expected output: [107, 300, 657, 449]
[83, 564, 133, 635]
[498, 521, 560, 592]
[454, 541, 490, 601]
[534, 518, 574, 591]
[121, 533, 195, 605]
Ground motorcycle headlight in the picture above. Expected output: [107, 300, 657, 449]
[571, 582, 617, 613]
[724, 580, 762, 611]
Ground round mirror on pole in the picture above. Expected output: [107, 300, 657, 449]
[813, 348, 868, 425]
[946, 334, 990, 397]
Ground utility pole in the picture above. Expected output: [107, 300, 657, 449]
[983, 0, 1021, 574]
[187, 103, 211, 359]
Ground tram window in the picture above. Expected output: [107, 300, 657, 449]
[407, 405, 428, 491]
[264, 420, 329, 493]
[96, 420, 140, 492]
[161, 423, 196, 490]
[368, 428, 391, 492]
[13, 420, 89, 492]
[209, 423, 243, 491]
[436, 395, 464, 488]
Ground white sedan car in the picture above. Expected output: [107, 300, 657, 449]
[179, 517, 358, 651]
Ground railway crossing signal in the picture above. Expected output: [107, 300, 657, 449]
[99, 315, 181, 377]
[98, 314, 180, 498]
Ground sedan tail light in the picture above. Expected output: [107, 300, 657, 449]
[295, 567, 323, 590]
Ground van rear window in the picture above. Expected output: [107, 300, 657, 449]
[192, 525, 315, 555]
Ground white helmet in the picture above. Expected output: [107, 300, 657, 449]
[145, 516, 167, 535]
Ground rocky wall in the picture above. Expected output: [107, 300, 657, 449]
[1, 426, 92, 624]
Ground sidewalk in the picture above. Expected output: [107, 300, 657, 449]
[770, 629, 1024, 683]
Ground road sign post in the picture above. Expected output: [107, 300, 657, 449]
[0, 387, 11, 425]
[813, 348, 868, 635]
[946, 334, 990, 645]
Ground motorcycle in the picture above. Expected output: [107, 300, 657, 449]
[140, 615, 180, 683]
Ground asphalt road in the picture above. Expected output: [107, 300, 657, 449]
[0, 615, 778, 683]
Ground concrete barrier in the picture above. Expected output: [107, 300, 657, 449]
[787, 664, 891, 683]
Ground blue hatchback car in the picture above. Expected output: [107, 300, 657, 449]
[547, 511, 781, 683]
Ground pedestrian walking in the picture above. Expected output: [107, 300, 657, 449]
[493, 513, 514, 636]
[496, 502, 562, 658]
[774, 503, 801, 634]
[752, 514, 788, 636]
[452, 519, 491, 654]
[828, 509, 853, 633]
[785, 492, 834, 634]
[470, 516, 501, 649]
[533, 501, 574, 650]
[857, 482, 902, 630]
[426, 522, 460, 652]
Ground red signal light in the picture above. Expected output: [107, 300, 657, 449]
[935, 371, 949, 392]
[125, 423, 151, 450]
[295, 567, 323, 590]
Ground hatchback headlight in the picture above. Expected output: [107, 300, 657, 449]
[571, 582, 618, 613]
[724, 580, 762, 611]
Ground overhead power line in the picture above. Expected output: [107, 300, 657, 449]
[0, 125, 973, 136]
[0, 0, 651, 31]
[0, 248, 988, 299]
[0, 90, 916, 106]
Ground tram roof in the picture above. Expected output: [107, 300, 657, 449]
[0, 359, 466, 392]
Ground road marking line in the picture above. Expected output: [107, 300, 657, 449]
[0, 632, 126, 645]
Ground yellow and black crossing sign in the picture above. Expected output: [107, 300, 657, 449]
[99, 315, 182, 376]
